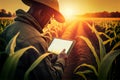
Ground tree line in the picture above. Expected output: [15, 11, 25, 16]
[81, 11, 120, 18]
[0, 9, 120, 18]
[0, 9, 16, 17]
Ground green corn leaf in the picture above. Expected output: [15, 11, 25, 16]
[80, 70, 93, 74]
[80, 36, 100, 69]
[24, 52, 52, 80]
[75, 71, 87, 80]
[98, 32, 111, 39]
[74, 63, 98, 77]
[75, 70, 93, 80]
[109, 41, 120, 53]
[92, 24, 106, 61]
[86, 22, 106, 63]
[5, 32, 20, 55]
[0, 46, 38, 80]
[103, 38, 114, 45]
[99, 49, 120, 80]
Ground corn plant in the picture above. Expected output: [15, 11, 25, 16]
[0, 18, 13, 33]
[0, 32, 54, 80]
[74, 22, 120, 80]
[24, 52, 52, 80]
[95, 20, 120, 46]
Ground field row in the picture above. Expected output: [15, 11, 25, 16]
[0, 18, 120, 80]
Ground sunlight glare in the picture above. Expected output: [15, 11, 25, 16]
[61, 7, 76, 19]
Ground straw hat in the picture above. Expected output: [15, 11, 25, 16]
[22, 0, 65, 23]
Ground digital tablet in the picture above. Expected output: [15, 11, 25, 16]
[48, 38, 75, 55]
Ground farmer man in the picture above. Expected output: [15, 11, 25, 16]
[1, 0, 67, 80]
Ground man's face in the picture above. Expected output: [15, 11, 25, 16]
[44, 15, 54, 27]
[37, 8, 54, 28]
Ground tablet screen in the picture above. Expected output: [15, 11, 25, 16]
[48, 38, 75, 54]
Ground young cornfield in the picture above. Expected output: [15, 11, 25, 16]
[0, 18, 14, 33]
[0, 17, 120, 80]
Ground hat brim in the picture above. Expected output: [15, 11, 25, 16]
[22, 0, 32, 6]
[54, 10, 65, 23]
[22, 0, 65, 23]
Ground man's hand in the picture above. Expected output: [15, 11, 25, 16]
[58, 49, 68, 60]
[55, 49, 68, 68]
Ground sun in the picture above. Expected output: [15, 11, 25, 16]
[61, 7, 76, 19]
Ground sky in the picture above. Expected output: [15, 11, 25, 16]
[0, 0, 120, 15]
